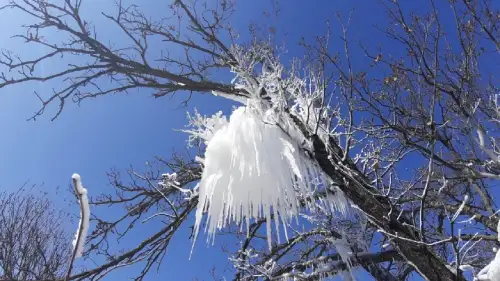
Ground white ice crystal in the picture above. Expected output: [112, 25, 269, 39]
[476, 249, 500, 281]
[323, 186, 350, 216]
[71, 173, 90, 258]
[475, 218, 500, 280]
[332, 238, 356, 280]
[191, 102, 325, 251]
[183, 109, 229, 146]
[186, 49, 352, 257]
[160, 172, 180, 187]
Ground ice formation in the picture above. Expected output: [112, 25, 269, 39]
[186, 50, 351, 268]
[476, 249, 500, 281]
[191, 102, 325, 251]
[71, 173, 90, 258]
[475, 218, 500, 280]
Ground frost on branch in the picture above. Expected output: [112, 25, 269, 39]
[183, 109, 229, 147]
[185, 45, 352, 274]
[71, 173, 90, 259]
[228, 43, 339, 148]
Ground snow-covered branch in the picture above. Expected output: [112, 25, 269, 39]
[71, 173, 90, 259]
[65, 173, 90, 281]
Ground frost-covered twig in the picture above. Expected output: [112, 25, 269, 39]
[66, 173, 90, 281]
[451, 195, 469, 223]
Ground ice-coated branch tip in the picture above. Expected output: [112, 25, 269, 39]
[70, 173, 90, 259]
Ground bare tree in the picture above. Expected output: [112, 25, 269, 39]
[0, 189, 72, 281]
[0, 0, 498, 280]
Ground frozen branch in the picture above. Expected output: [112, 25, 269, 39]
[66, 173, 90, 281]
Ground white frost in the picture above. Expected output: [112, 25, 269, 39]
[191, 103, 324, 252]
[475, 218, 500, 281]
[186, 48, 351, 259]
[332, 238, 356, 280]
[476, 250, 500, 281]
[72, 173, 90, 259]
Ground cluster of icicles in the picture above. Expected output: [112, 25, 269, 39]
[190, 101, 348, 252]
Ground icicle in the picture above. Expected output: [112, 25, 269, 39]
[191, 105, 324, 253]
[332, 238, 356, 281]
[325, 186, 350, 216]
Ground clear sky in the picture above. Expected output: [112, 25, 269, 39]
[0, 0, 486, 280]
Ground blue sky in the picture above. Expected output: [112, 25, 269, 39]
[0, 0, 489, 280]
[0, 1, 390, 280]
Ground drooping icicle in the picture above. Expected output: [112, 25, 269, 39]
[191, 105, 324, 252]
